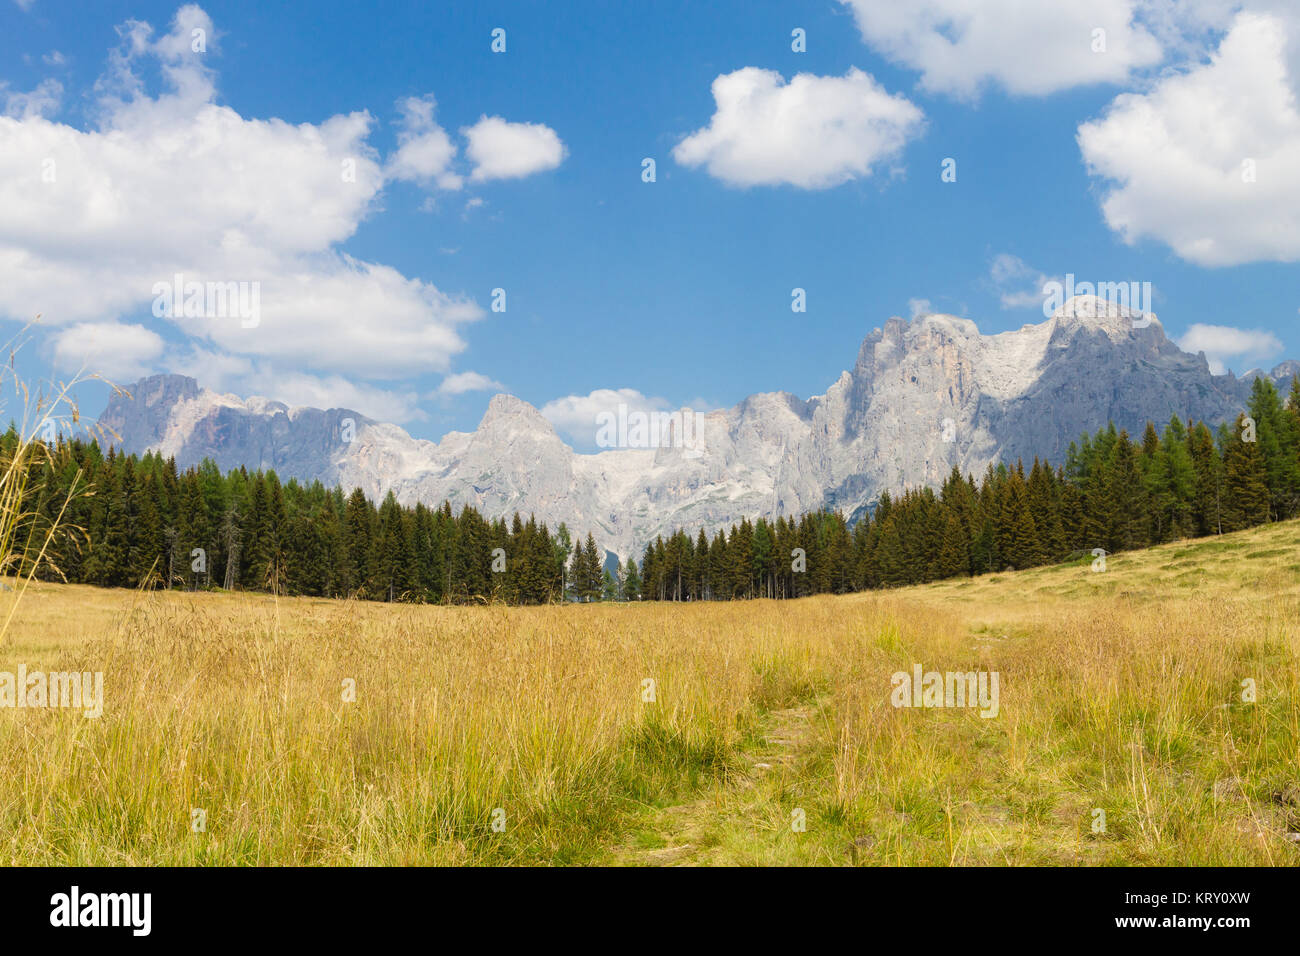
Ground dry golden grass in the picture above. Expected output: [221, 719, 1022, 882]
[2, 519, 1299, 866]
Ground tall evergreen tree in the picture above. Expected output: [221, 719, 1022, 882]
[1222, 413, 1270, 531]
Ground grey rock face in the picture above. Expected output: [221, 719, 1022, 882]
[97, 375, 370, 480]
[96, 296, 1294, 559]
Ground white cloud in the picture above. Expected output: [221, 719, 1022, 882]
[989, 254, 1033, 286]
[166, 345, 253, 387]
[51, 320, 164, 381]
[908, 298, 932, 318]
[42, 51, 67, 67]
[1177, 322, 1283, 374]
[243, 369, 427, 423]
[1136, 0, 1262, 58]
[540, 388, 672, 446]
[672, 68, 924, 189]
[386, 94, 462, 189]
[2, 78, 62, 118]
[166, 347, 427, 423]
[0, 5, 486, 388]
[462, 115, 566, 182]
[1000, 289, 1049, 310]
[436, 370, 505, 396]
[191, 256, 483, 379]
[1079, 11, 1300, 266]
[989, 254, 1059, 309]
[838, 0, 1164, 98]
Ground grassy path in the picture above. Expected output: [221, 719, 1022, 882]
[605, 703, 825, 866]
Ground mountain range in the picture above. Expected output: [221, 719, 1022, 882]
[96, 296, 1297, 560]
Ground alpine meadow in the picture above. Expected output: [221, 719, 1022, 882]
[1, 1, 1299, 936]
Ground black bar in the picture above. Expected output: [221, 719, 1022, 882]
[0, 866, 1277, 943]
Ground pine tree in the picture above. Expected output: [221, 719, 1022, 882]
[1187, 421, 1223, 535]
[1027, 458, 1064, 562]
[936, 510, 970, 578]
[342, 488, 373, 596]
[998, 466, 1040, 570]
[1104, 431, 1149, 553]
[375, 491, 412, 601]
[219, 502, 242, 590]
[580, 532, 601, 601]
[623, 555, 641, 601]
[1249, 376, 1300, 520]
[179, 473, 211, 588]
[241, 473, 270, 590]
[1152, 416, 1196, 540]
[1222, 413, 1270, 531]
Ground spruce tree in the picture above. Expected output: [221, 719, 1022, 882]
[936, 510, 970, 578]
[343, 488, 373, 596]
[581, 532, 601, 601]
[623, 555, 641, 601]
[1249, 376, 1300, 520]
[1104, 432, 1149, 553]
[1222, 414, 1270, 531]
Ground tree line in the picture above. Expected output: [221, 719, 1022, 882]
[10, 375, 1299, 603]
[12, 436, 613, 603]
[637, 375, 1299, 597]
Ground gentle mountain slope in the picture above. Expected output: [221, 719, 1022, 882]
[598, 519, 1300, 865]
[916, 510, 1300, 614]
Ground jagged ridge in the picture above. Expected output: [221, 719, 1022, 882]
[97, 296, 1295, 559]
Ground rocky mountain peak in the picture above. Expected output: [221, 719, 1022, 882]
[95, 304, 1297, 560]
[1050, 294, 1160, 340]
[476, 394, 564, 446]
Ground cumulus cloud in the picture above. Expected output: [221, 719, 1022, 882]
[0, 5, 572, 428]
[165, 347, 428, 423]
[838, 0, 1164, 98]
[243, 369, 427, 423]
[166, 345, 253, 389]
[1176, 322, 1283, 374]
[1079, 11, 1300, 267]
[539, 388, 673, 446]
[2, 78, 62, 118]
[462, 115, 566, 182]
[386, 94, 462, 189]
[673, 68, 924, 189]
[0, 4, 500, 417]
[436, 370, 505, 396]
[1136, 0, 1263, 59]
[51, 320, 164, 380]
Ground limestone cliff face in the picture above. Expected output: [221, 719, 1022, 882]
[97, 296, 1290, 559]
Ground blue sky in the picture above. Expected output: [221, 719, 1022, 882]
[2, 0, 1299, 446]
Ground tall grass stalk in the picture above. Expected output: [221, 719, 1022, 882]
[0, 332, 97, 642]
